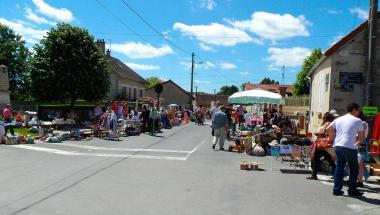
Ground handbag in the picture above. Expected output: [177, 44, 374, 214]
[315, 137, 332, 149]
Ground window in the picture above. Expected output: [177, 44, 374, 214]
[121, 87, 127, 98]
[140, 89, 144, 97]
[133, 88, 137, 100]
[325, 74, 330, 92]
[128, 87, 132, 100]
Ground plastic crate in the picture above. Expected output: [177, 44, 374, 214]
[371, 144, 380, 155]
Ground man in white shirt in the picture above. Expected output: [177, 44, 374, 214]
[327, 103, 364, 196]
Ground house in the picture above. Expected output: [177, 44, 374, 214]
[145, 80, 193, 107]
[244, 84, 294, 97]
[0, 65, 10, 106]
[195, 92, 228, 107]
[96, 39, 147, 101]
[308, 11, 380, 133]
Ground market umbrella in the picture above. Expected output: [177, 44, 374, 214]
[228, 89, 284, 105]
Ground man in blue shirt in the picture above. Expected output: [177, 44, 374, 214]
[212, 106, 228, 150]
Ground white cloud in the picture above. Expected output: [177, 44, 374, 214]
[200, 0, 216, 10]
[252, 38, 264, 45]
[327, 9, 342, 15]
[0, 17, 47, 44]
[32, 0, 74, 22]
[240, 71, 251, 76]
[173, 22, 252, 46]
[195, 79, 211, 84]
[266, 47, 311, 70]
[350, 7, 368, 20]
[112, 42, 174, 59]
[25, 8, 55, 25]
[124, 62, 160, 71]
[227, 12, 310, 41]
[180, 60, 215, 70]
[199, 43, 216, 52]
[329, 34, 344, 46]
[219, 62, 236, 70]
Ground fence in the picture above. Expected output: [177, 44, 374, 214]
[284, 96, 310, 107]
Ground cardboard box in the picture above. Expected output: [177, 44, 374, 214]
[374, 169, 380, 176]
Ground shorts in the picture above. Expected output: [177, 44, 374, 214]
[238, 115, 245, 123]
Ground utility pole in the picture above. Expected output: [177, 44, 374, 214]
[366, 0, 378, 105]
[195, 86, 198, 105]
[213, 89, 216, 106]
[282, 65, 285, 85]
[191, 52, 195, 102]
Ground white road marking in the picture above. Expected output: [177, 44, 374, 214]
[185, 139, 207, 159]
[10, 139, 207, 161]
[58, 143, 192, 154]
[10, 145, 187, 161]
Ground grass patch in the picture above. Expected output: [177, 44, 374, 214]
[13, 127, 39, 137]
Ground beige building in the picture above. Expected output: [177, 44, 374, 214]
[0, 65, 11, 106]
[145, 80, 193, 107]
[96, 39, 147, 100]
[308, 17, 380, 133]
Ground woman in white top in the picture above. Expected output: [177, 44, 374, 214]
[357, 112, 369, 187]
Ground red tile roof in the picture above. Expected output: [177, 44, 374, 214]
[244, 84, 294, 94]
[324, 20, 368, 57]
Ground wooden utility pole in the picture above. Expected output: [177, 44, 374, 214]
[191, 52, 195, 102]
[366, 0, 378, 105]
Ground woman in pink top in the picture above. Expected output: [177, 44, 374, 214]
[2, 104, 14, 136]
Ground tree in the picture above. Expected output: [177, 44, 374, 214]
[30, 23, 110, 107]
[0, 23, 30, 100]
[145, 77, 163, 88]
[218, 85, 239, 96]
[293, 49, 323, 96]
[260, 77, 279, 85]
[240, 81, 251, 91]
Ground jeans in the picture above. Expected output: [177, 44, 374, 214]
[213, 127, 226, 149]
[334, 146, 359, 192]
[311, 149, 336, 177]
[4, 118, 14, 136]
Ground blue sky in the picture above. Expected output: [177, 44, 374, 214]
[0, 0, 370, 93]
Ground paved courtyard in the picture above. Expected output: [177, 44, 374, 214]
[0, 123, 379, 215]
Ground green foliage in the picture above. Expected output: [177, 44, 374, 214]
[30, 23, 110, 107]
[145, 77, 163, 88]
[293, 49, 323, 96]
[240, 82, 251, 91]
[260, 77, 279, 85]
[0, 23, 31, 100]
[218, 85, 239, 96]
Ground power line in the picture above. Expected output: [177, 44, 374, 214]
[95, 0, 243, 89]
[119, 0, 192, 55]
[93, 31, 339, 39]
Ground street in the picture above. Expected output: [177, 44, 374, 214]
[0, 123, 379, 215]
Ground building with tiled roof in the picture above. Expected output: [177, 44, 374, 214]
[96, 39, 147, 101]
[244, 84, 294, 97]
[308, 9, 380, 133]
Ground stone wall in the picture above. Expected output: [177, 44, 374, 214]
[0, 65, 10, 106]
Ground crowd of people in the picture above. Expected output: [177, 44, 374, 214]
[306, 103, 370, 196]
[209, 102, 298, 152]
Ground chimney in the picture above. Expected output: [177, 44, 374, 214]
[95, 39, 105, 54]
[106, 49, 111, 57]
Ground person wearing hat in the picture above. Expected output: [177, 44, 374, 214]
[2, 104, 14, 136]
[329, 109, 339, 118]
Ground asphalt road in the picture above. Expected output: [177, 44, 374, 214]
[0, 123, 379, 215]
